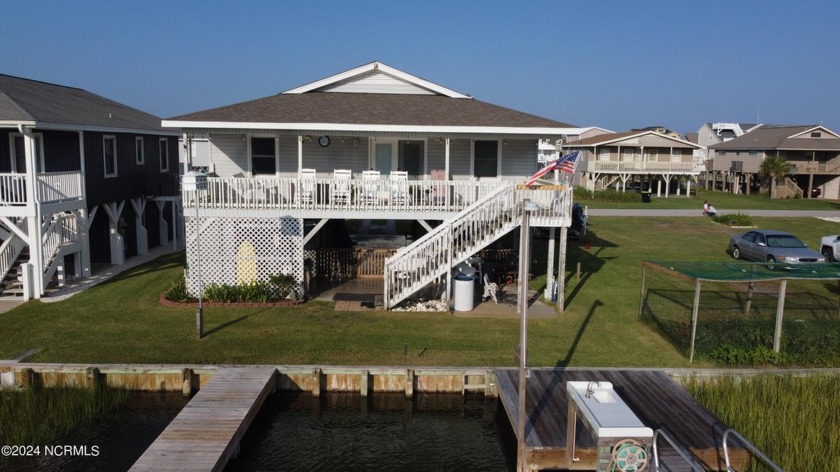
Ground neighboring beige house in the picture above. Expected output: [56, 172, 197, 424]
[564, 130, 705, 197]
[697, 122, 761, 148]
[708, 125, 840, 199]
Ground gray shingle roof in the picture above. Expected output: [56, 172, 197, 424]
[168, 92, 572, 129]
[0, 74, 165, 131]
[709, 125, 840, 151]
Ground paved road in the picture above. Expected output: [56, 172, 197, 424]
[586, 209, 840, 218]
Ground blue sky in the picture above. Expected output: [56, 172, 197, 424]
[3, 0, 839, 135]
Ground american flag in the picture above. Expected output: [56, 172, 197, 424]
[525, 151, 579, 185]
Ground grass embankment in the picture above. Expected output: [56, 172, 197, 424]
[1, 216, 837, 367]
[0, 386, 129, 445]
[685, 375, 840, 471]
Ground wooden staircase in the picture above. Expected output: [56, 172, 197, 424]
[383, 184, 520, 309]
[0, 247, 28, 299]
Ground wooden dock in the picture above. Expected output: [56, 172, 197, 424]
[495, 368, 750, 471]
[130, 366, 277, 472]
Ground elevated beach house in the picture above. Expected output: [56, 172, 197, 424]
[564, 129, 706, 197]
[707, 124, 840, 199]
[0, 74, 181, 299]
[164, 61, 577, 309]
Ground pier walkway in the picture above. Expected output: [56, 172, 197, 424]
[130, 366, 277, 472]
[495, 368, 749, 471]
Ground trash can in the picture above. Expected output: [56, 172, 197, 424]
[641, 191, 652, 203]
[453, 274, 475, 311]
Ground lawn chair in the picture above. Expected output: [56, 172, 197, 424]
[331, 169, 352, 205]
[482, 273, 498, 303]
[297, 168, 316, 204]
[361, 170, 380, 205]
[389, 170, 408, 207]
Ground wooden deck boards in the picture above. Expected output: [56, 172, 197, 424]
[130, 366, 277, 472]
[495, 368, 750, 471]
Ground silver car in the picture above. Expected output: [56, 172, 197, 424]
[729, 230, 825, 264]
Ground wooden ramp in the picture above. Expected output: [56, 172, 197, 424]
[495, 368, 750, 471]
[131, 366, 277, 472]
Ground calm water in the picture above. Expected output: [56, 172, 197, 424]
[225, 392, 515, 472]
[0, 392, 188, 472]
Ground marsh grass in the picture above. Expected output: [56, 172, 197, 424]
[0, 386, 130, 445]
[684, 375, 840, 471]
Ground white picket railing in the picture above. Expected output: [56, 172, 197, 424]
[587, 161, 701, 173]
[0, 172, 83, 207]
[183, 176, 504, 213]
[37, 171, 83, 204]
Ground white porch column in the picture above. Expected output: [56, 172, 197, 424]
[657, 179, 662, 197]
[77, 208, 92, 278]
[544, 228, 555, 301]
[298, 135, 303, 170]
[131, 197, 148, 255]
[77, 131, 91, 278]
[103, 201, 126, 265]
[21, 127, 44, 298]
[686, 179, 691, 197]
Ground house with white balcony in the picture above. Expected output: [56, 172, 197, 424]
[707, 124, 840, 198]
[564, 129, 706, 196]
[163, 61, 577, 309]
[0, 74, 181, 299]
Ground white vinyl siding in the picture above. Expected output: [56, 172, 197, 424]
[103, 135, 117, 178]
[300, 137, 367, 177]
[320, 70, 435, 95]
[210, 135, 248, 176]
[448, 139, 472, 179]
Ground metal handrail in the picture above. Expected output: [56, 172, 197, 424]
[723, 428, 784, 472]
[651, 429, 705, 471]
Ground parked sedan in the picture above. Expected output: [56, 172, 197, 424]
[729, 230, 826, 264]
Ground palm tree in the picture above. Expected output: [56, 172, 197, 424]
[759, 153, 792, 199]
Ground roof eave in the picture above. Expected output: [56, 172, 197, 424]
[161, 120, 568, 136]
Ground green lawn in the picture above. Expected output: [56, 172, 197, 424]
[577, 187, 840, 211]
[0, 216, 837, 367]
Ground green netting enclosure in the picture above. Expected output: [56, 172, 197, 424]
[639, 261, 840, 365]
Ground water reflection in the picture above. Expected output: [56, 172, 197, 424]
[226, 392, 515, 471]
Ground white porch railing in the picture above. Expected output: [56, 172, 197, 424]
[382, 183, 572, 309]
[37, 171, 84, 204]
[587, 161, 701, 173]
[183, 176, 506, 213]
[0, 172, 83, 206]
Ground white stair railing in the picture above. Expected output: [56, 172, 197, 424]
[41, 214, 80, 285]
[384, 184, 519, 309]
[0, 219, 28, 284]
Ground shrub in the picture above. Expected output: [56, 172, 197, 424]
[712, 212, 753, 226]
[163, 279, 195, 303]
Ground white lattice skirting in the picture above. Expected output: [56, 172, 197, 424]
[185, 216, 304, 296]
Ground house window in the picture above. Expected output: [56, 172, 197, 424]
[647, 149, 659, 161]
[136, 137, 145, 165]
[10, 133, 44, 173]
[622, 149, 634, 161]
[159, 138, 169, 172]
[671, 149, 682, 162]
[811, 132, 822, 138]
[473, 140, 498, 178]
[598, 148, 610, 161]
[251, 137, 276, 175]
[103, 135, 117, 177]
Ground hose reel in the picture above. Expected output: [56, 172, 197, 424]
[610, 438, 649, 472]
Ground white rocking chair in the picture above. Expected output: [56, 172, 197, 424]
[482, 274, 498, 304]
